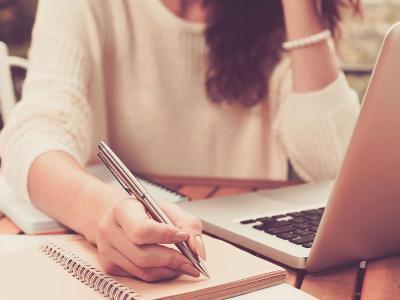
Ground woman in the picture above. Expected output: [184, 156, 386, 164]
[0, 0, 360, 282]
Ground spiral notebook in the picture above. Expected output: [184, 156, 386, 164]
[0, 164, 186, 234]
[0, 234, 286, 300]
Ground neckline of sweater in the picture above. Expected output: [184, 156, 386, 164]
[146, 0, 206, 33]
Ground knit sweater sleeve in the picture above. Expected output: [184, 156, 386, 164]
[272, 59, 360, 182]
[0, 0, 96, 202]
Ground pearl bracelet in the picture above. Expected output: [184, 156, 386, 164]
[282, 29, 331, 51]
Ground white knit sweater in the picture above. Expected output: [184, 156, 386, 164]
[0, 0, 360, 202]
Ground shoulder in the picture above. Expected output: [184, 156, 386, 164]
[33, 0, 132, 53]
[35, 0, 94, 26]
[33, 0, 119, 37]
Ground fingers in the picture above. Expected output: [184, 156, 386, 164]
[107, 220, 200, 277]
[114, 199, 189, 244]
[159, 201, 206, 260]
[107, 197, 206, 279]
[192, 234, 207, 260]
[99, 246, 180, 282]
[137, 244, 200, 276]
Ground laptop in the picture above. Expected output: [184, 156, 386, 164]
[179, 23, 400, 273]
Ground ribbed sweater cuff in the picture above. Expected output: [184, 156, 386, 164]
[287, 72, 359, 113]
[274, 72, 360, 182]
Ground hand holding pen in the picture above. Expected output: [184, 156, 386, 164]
[96, 141, 209, 281]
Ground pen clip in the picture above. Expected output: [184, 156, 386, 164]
[97, 142, 169, 223]
[97, 151, 133, 196]
[97, 143, 146, 202]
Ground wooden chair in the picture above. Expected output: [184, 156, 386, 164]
[0, 41, 27, 124]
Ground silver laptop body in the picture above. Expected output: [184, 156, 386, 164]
[179, 23, 400, 272]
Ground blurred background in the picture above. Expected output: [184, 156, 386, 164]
[1, 0, 400, 98]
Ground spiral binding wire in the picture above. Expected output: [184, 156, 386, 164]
[40, 243, 140, 300]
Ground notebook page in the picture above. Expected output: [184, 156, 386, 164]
[0, 234, 82, 256]
[0, 247, 104, 300]
[56, 235, 286, 299]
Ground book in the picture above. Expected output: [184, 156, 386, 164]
[0, 175, 64, 234]
[86, 164, 186, 204]
[0, 164, 186, 234]
[0, 234, 286, 300]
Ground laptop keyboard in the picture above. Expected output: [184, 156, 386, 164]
[239, 207, 324, 249]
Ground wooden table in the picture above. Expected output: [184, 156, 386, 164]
[1, 176, 399, 299]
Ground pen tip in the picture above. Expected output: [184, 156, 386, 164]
[198, 259, 210, 278]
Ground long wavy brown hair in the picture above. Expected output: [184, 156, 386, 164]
[203, 0, 361, 106]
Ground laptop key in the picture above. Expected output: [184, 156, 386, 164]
[265, 226, 295, 235]
[310, 220, 321, 226]
[302, 242, 313, 248]
[305, 215, 321, 221]
[275, 216, 293, 222]
[288, 212, 306, 218]
[256, 217, 272, 222]
[294, 229, 311, 236]
[253, 224, 264, 230]
[277, 232, 298, 240]
[262, 220, 293, 229]
[240, 219, 256, 225]
[290, 235, 315, 245]
[272, 214, 287, 219]
[293, 223, 310, 229]
[292, 217, 307, 223]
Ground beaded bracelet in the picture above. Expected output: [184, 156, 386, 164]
[282, 29, 331, 51]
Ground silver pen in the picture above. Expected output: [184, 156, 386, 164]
[97, 141, 210, 278]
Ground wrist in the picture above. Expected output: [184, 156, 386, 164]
[78, 177, 125, 243]
[281, 0, 324, 40]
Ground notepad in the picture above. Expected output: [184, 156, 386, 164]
[0, 164, 186, 234]
[86, 164, 186, 204]
[0, 234, 286, 299]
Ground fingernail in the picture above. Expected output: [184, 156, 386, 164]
[173, 231, 189, 242]
[194, 235, 206, 260]
[180, 263, 200, 277]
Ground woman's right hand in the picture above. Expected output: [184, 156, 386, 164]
[95, 196, 206, 282]
[27, 152, 205, 282]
